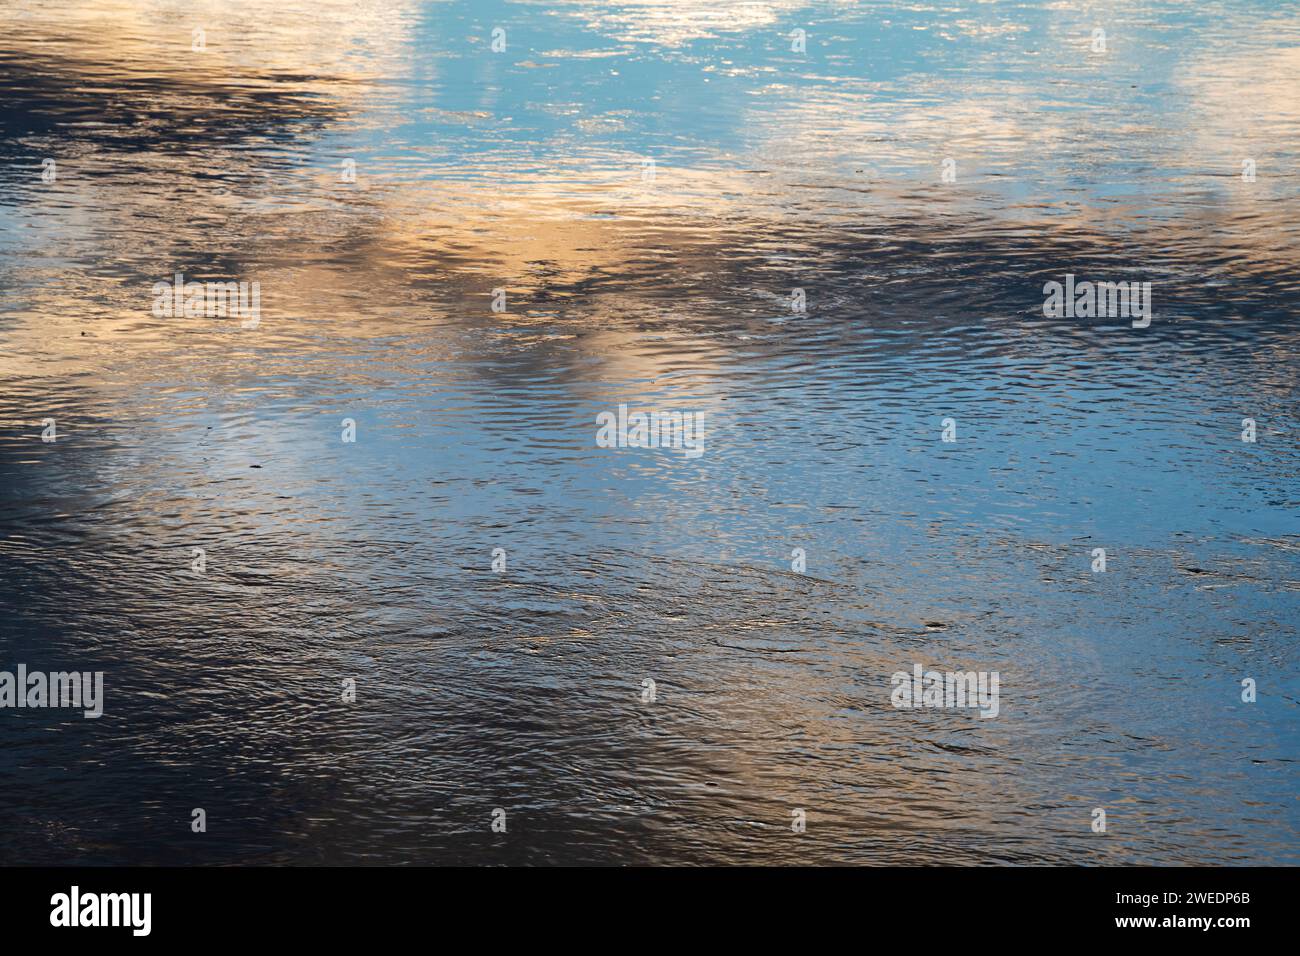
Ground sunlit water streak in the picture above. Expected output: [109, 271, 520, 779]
[0, 0, 1297, 864]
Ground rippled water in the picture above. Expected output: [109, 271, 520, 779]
[1, 0, 1298, 865]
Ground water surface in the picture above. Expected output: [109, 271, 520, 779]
[1, 0, 1298, 865]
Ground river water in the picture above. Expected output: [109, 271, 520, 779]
[1, 0, 1297, 864]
